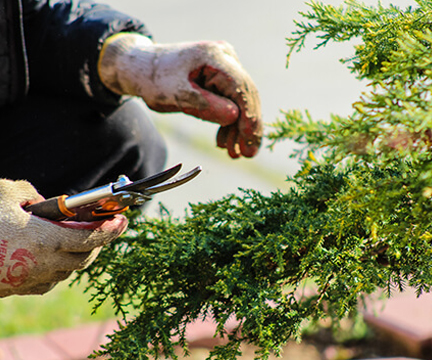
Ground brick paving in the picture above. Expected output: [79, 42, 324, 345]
[0, 317, 423, 360]
[0, 318, 239, 360]
[0, 285, 431, 360]
[362, 289, 432, 359]
[0, 295, 429, 360]
[0, 320, 117, 360]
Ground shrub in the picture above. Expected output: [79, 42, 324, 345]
[77, 1, 432, 358]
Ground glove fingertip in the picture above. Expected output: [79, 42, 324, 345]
[216, 126, 229, 148]
[226, 126, 241, 159]
[229, 149, 242, 159]
[239, 137, 261, 158]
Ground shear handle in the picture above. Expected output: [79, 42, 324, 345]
[25, 195, 76, 221]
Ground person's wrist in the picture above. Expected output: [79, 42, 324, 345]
[98, 33, 154, 96]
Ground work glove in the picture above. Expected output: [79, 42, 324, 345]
[0, 179, 128, 298]
[98, 33, 262, 159]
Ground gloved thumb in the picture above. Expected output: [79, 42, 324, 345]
[0, 179, 127, 297]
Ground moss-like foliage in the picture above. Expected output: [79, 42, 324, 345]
[76, 1, 432, 359]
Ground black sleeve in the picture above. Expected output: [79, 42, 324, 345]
[22, 0, 152, 105]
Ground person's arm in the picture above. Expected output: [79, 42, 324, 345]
[22, 0, 152, 105]
[0, 179, 127, 297]
[98, 33, 263, 159]
[22, 0, 262, 157]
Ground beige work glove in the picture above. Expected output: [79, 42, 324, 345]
[0, 179, 128, 297]
[98, 33, 262, 159]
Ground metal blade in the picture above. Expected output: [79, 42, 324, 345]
[144, 166, 202, 195]
[115, 163, 182, 193]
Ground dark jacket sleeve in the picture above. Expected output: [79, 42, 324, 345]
[22, 0, 152, 105]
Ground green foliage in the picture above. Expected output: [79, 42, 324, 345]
[78, 0, 432, 359]
[287, 0, 432, 78]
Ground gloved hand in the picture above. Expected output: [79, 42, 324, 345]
[98, 33, 262, 159]
[0, 179, 128, 297]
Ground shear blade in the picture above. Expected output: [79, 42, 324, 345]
[115, 163, 182, 193]
[144, 166, 202, 195]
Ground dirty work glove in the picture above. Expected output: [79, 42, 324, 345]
[0, 179, 128, 298]
[98, 33, 262, 159]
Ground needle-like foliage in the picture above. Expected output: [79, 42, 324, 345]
[76, 1, 432, 359]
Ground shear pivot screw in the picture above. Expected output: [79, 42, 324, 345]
[120, 194, 132, 202]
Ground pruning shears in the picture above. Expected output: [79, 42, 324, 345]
[25, 164, 202, 221]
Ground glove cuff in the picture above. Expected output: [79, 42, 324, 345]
[98, 33, 154, 96]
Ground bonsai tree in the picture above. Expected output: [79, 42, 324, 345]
[76, 0, 432, 358]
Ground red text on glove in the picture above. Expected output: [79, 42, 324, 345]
[0, 245, 37, 288]
[0, 240, 8, 267]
